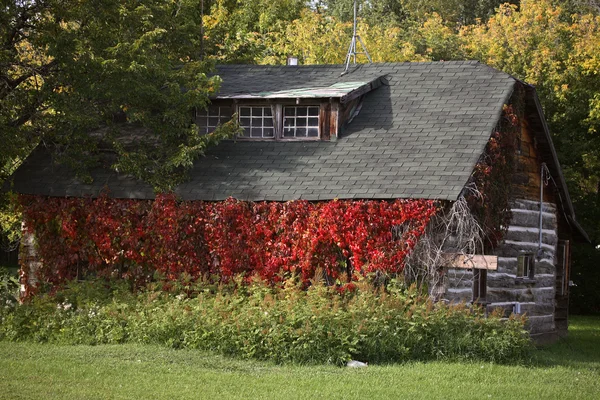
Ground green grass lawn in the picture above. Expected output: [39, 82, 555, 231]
[1, 316, 599, 400]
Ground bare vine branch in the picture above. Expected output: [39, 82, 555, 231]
[403, 184, 486, 299]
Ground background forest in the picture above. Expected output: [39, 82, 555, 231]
[1, 0, 599, 313]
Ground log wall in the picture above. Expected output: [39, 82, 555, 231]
[444, 113, 562, 337]
[18, 225, 40, 297]
[443, 199, 558, 335]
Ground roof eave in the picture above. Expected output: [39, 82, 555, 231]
[525, 84, 590, 242]
[213, 76, 384, 104]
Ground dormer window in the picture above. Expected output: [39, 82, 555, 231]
[283, 106, 320, 138]
[203, 75, 383, 141]
[239, 106, 275, 138]
[196, 105, 233, 135]
[236, 103, 321, 140]
[197, 102, 323, 140]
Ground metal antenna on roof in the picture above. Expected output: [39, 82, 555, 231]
[342, 0, 372, 76]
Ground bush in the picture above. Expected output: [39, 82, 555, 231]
[0, 277, 531, 365]
[0, 266, 19, 307]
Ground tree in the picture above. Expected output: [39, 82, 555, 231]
[258, 11, 465, 65]
[312, 0, 407, 25]
[462, 0, 600, 236]
[1, 0, 51, 184]
[1, 0, 238, 192]
[314, 0, 519, 27]
[202, 0, 307, 63]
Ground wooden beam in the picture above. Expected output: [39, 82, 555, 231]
[443, 254, 498, 270]
[340, 77, 382, 104]
[320, 101, 331, 140]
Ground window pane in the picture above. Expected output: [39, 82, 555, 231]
[208, 117, 219, 127]
[237, 105, 320, 140]
[250, 127, 263, 137]
[307, 128, 319, 137]
[241, 127, 251, 137]
[208, 105, 220, 115]
[283, 128, 294, 137]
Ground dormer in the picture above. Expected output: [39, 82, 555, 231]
[195, 76, 384, 141]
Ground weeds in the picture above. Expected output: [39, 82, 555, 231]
[0, 276, 531, 365]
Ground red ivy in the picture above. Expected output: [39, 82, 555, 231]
[18, 195, 437, 295]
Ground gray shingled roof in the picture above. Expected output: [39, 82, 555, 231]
[8, 61, 516, 201]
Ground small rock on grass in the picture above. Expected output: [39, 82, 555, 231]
[346, 360, 368, 368]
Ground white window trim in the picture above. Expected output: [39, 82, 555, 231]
[238, 105, 276, 139]
[196, 105, 233, 134]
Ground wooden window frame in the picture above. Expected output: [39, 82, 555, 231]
[473, 268, 487, 304]
[556, 240, 571, 296]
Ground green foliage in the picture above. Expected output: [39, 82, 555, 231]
[203, 0, 307, 63]
[0, 266, 19, 308]
[0, 277, 531, 364]
[313, 0, 516, 26]
[1, 0, 239, 192]
[0, 192, 21, 254]
[570, 243, 600, 314]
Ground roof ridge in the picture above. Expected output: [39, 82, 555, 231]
[215, 60, 486, 68]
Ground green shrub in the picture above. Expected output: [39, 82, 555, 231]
[0, 277, 532, 364]
[0, 266, 19, 308]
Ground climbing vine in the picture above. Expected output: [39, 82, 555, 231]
[18, 194, 437, 296]
[467, 99, 521, 250]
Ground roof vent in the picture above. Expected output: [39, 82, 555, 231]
[287, 56, 298, 66]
